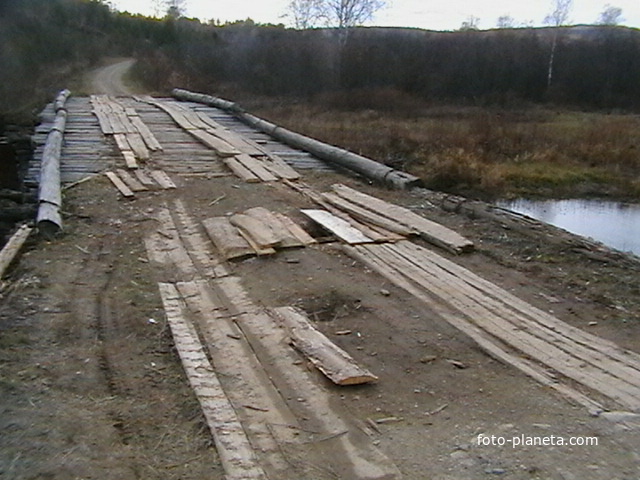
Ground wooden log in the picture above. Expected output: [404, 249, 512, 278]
[171, 89, 418, 189]
[234, 154, 278, 182]
[332, 184, 474, 254]
[203, 216, 255, 260]
[104, 171, 134, 198]
[0, 225, 33, 278]
[223, 158, 260, 183]
[300, 209, 374, 245]
[273, 306, 378, 385]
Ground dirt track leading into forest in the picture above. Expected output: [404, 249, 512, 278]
[87, 58, 136, 95]
[2, 61, 640, 480]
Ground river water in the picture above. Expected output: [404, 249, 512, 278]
[497, 199, 640, 256]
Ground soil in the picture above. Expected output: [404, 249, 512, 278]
[1, 60, 640, 480]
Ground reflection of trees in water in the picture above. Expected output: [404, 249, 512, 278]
[499, 199, 640, 254]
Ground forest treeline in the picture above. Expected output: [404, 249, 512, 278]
[2, 0, 640, 124]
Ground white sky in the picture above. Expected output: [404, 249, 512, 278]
[110, 0, 640, 30]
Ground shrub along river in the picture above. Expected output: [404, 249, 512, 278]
[497, 199, 640, 256]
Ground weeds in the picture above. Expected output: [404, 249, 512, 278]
[248, 93, 640, 200]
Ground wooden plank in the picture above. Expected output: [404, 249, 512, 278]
[206, 126, 265, 156]
[150, 170, 177, 189]
[203, 216, 255, 260]
[134, 169, 156, 187]
[230, 213, 280, 249]
[332, 184, 474, 254]
[131, 116, 163, 151]
[234, 154, 278, 182]
[300, 209, 374, 245]
[122, 150, 138, 169]
[158, 283, 268, 480]
[116, 169, 147, 192]
[0, 225, 33, 278]
[113, 133, 130, 152]
[342, 244, 604, 414]
[273, 306, 378, 386]
[259, 154, 301, 180]
[244, 207, 302, 248]
[322, 192, 413, 236]
[273, 213, 317, 246]
[223, 158, 260, 183]
[190, 129, 240, 157]
[104, 171, 134, 198]
[126, 132, 150, 160]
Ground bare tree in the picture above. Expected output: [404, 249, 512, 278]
[459, 15, 480, 31]
[286, 0, 322, 29]
[597, 4, 624, 25]
[165, 0, 187, 19]
[544, 0, 572, 87]
[318, 0, 385, 29]
[496, 15, 516, 29]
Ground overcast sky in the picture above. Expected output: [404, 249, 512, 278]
[110, 0, 640, 31]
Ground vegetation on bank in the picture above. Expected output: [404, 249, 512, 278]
[1, 0, 639, 199]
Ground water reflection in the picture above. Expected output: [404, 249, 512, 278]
[497, 199, 640, 255]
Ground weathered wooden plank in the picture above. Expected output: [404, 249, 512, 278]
[273, 213, 317, 246]
[234, 154, 278, 182]
[126, 132, 150, 160]
[131, 116, 163, 151]
[244, 207, 302, 248]
[113, 133, 130, 151]
[134, 169, 156, 187]
[203, 216, 255, 260]
[300, 209, 374, 245]
[273, 306, 378, 385]
[190, 129, 240, 157]
[322, 192, 412, 237]
[259, 154, 301, 181]
[149, 170, 177, 189]
[0, 225, 33, 278]
[342, 244, 604, 414]
[158, 283, 268, 480]
[332, 184, 474, 254]
[104, 171, 134, 198]
[230, 213, 280, 250]
[122, 150, 138, 169]
[116, 169, 147, 192]
[223, 158, 260, 183]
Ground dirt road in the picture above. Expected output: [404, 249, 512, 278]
[86, 58, 137, 95]
[2, 62, 640, 479]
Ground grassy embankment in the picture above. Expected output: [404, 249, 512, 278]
[245, 92, 640, 201]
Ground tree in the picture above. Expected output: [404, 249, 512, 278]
[496, 15, 516, 29]
[286, 0, 322, 29]
[165, 0, 186, 19]
[543, 0, 572, 87]
[597, 4, 624, 25]
[318, 0, 385, 29]
[459, 15, 480, 31]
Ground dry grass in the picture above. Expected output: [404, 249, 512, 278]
[246, 92, 640, 200]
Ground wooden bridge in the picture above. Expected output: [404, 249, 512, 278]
[16, 88, 640, 479]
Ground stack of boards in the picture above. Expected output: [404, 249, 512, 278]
[203, 207, 316, 260]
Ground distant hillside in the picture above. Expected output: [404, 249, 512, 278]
[2, 0, 640, 127]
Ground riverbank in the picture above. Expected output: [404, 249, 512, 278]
[240, 94, 640, 202]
